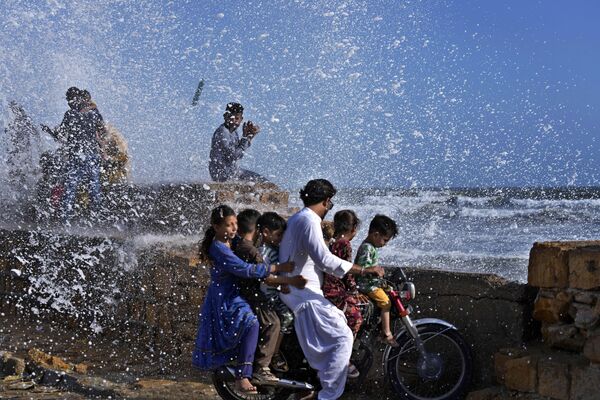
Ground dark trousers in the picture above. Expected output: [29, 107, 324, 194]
[253, 306, 281, 368]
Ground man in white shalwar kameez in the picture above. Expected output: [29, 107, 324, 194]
[279, 179, 384, 400]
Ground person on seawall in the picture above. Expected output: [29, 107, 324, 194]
[41, 87, 105, 222]
[208, 102, 267, 182]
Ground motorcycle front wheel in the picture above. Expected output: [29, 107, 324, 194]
[385, 323, 472, 400]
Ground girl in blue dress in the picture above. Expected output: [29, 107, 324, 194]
[192, 205, 293, 394]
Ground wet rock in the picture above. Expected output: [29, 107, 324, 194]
[570, 363, 600, 400]
[533, 290, 572, 323]
[541, 323, 585, 352]
[537, 357, 570, 400]
[0, 351, 26, 376]
[570, 303, 599, 330]
[503, 355, 538, 393]
[583, 330, 600, 363]
[528, 242, 572, 288]
[7, 380, 35, 390]
[568, 246, 600, 290]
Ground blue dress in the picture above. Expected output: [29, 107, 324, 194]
[192, 240, 270, 370]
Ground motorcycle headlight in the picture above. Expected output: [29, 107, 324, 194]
[401, 282, 416, 300]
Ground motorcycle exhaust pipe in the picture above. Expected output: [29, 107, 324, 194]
[216, 366, 314, 391]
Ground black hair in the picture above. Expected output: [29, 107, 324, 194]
[257, 212, 286, 233]
[66, 86, 81, 101]
[333, 210, 360, 237]
[368, 214, 398, 238]
[223, 102, 244, 120]
[199, 205, 236, 265]
[81, 89, 91, 101]
[237, 208, 261, 235]
[299, 179, 337, 207]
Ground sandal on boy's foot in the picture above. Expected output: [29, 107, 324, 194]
[378, 332, 400, 348]
[252, 367, 279, 386]
[347, 363, 360, 379]
[270, 352, 289, 373]
[235, 378, 258, 394]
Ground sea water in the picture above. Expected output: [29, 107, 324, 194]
[329, 187, 600, 283]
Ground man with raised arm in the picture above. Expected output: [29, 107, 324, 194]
[208, 102, 265, 182]
[279, 179, 384, 400]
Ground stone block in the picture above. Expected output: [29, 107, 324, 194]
[571, 303, 599, 330]
[573, 290, 599, 305]
[583, 331, 600, 363]
[569, 247, 600, 290]
[537, 357, 570, 400]
[570, 363, 600, 400]
[503, 355, 537, 392]
[542, 323, 585, 352]
[528, 243, 571, 288]
[533, 290, 572, 323]
[494, 348, 525, 384]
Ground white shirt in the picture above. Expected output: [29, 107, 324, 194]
[279, 207, 353, 311]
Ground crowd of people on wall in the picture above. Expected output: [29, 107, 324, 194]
[35, 94, 263, 223]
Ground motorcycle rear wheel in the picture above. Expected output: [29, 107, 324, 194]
[385, 323, 472, 400]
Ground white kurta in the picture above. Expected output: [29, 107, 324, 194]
[279, 207, 354, 400]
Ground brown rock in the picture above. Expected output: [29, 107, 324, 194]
[259, 191, 289, 206]
[537, 357, 570, 400]
[583, 332, 600, 363]
[494, 348, 525, 384]
[74, 363, 89, 374]
[533, 290, 572, 323]
[50, 355, 72, 371]
[569, 247, 600, 290]
[528, 243, 571, 288]
[503, 355, 537, 392]
[542, 323, 586, 352]
[27, 348, 73, 372]
[570, 363, 600, 400]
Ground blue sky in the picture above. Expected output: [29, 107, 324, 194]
[0, 0, 598, 189]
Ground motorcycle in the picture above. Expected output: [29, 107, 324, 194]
[212, 268, 472, 400]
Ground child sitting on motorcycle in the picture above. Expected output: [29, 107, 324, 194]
[323, 209, 368, 378]
[355, 214, 400, 347]
[257, 212, 297, 373]
[192, 205, 296, 394]
[231, 209, 282, 386]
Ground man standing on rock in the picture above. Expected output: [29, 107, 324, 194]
[208, 102, 265, 182]
[278, 179, 384, 400]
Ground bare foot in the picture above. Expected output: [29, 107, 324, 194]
[235, 377, 257, 394]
